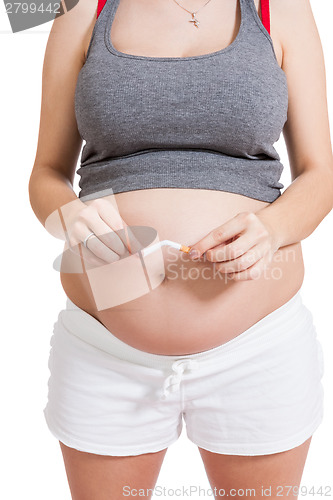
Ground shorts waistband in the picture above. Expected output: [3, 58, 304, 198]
[59, 290, 305, 371]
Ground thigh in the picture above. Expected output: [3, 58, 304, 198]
[198, 437, 312, 499]
[59, 441, 168, 500]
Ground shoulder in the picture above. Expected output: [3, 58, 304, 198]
[252, 0, 323, 67]
[269, 0, 321, 53]
[47, 0, 98, 64]
[252, 0, 318, 36]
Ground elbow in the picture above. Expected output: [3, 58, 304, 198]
[319, 165, 333, 214]
[28, 170, 39, 213]
[326, 164, 333, 212]
[28, 172, 35, 210]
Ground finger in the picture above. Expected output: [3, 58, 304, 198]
[67, 216, 124, 262]
[83, 231, 121, 264]
[227, 253, 269, 281]
[97, 202, 143, 255]
[216, 242, 266, 274]
[87, 210, 129, 257]
[205, 230, 259, 263]
[189, 212, 253, 258]
[123, 225, 147, 254]
[67, 241, 111, 269]
[80, 245, 112, 268]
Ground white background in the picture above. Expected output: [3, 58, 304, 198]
[1, 0, 332, 498]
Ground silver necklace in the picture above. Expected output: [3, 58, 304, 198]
[171, 0, 214, 29]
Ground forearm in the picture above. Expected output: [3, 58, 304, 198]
[256, 167, 333, 249]
[28, 167, 85, 238]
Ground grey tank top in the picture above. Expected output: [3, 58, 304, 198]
[74, 0, 288, 203]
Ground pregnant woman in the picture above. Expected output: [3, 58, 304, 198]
[29, 0, 333, 498]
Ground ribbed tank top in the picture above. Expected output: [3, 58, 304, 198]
[74, 0, 288, 203]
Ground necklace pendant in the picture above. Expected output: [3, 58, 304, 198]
[189, 12, 200, 28]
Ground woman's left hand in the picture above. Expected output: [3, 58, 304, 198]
[188, 211, 282, 281]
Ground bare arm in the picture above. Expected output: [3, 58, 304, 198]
[28, 0, 141, 262]
[257, 0, 333, 248]
[28, 0, 97, 227]
[187, 0, 333, 280]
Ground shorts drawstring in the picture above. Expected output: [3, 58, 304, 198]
[161, 359, 200, 400]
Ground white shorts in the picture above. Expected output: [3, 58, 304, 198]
[43, 290, 324, 456]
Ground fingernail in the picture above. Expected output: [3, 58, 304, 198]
[189, 249, 201, 259]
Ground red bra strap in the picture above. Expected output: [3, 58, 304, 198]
[97, 0, 107, 18]
[260, 0, 270, 34]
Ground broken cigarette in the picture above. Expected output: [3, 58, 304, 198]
[141, 240, 191, 257]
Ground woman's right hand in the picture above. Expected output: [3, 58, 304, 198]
[61, 197, 142, 268]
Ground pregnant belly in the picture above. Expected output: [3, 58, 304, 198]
[60, 189, 305, 355]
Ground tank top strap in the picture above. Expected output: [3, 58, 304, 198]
[244, 0, 273, 41]
[83, 0, 113, 60]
